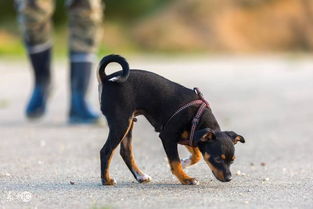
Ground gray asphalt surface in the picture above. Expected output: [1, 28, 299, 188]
[0, 56, 313, 209]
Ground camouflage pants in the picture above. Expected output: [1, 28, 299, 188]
[15, 0, 103, 54]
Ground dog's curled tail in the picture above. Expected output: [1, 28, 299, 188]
[98, 54, 130, 83]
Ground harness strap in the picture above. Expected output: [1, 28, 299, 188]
[162, 88, 210, 147]
[189, 102, 207, 146]
[164, 99, 203, 128]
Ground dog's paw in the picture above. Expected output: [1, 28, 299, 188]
[181, 158, 192, 169]
[136, 174, 152, 183]
[101, 178, 117, 186]
[181, 178, 199, 185]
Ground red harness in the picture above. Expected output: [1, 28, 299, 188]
[162, 88, 210, 147]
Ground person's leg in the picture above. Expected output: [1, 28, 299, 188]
[15, 0, 54, 119]
[66, 0, 103, 124]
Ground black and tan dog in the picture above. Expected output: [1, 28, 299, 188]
[97, 54, 245, 185]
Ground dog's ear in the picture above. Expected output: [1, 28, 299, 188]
[225, 131, 245, 144]
[194, 128, 215, 144]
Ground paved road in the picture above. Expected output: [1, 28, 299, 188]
[0, 56, 313, 209]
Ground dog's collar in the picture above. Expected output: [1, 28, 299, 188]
[162, 88, 210, 147]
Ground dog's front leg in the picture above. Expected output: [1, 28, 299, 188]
[161, 139, 199, 185]
[181, 145, 202, 169]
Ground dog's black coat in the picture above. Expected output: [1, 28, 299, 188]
[98, 54, 245, 185]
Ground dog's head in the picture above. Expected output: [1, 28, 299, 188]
[196, 129, 245, 182]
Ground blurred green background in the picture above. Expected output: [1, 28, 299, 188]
[1, 0, 313, 57]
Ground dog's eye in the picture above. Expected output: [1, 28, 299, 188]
[214, 157, 223, 163]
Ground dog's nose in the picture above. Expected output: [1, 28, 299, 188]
[224, 174, 232, 182]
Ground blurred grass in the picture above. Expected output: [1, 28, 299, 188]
[0, 22, 185, 60]
[0, 0, 172, 59]
[0, 24, 135, 59]
[0, 20, 24, 57]
[1, 0, 313, 58]
[90, 204, 112, 209]
[0, 99, 9, 109]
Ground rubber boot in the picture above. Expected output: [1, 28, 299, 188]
[69, 62, 99, 124]
[25, 48, 51, 119]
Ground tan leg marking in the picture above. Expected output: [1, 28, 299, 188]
[121, 120, 152, 183]
[102, 117, 134, 185]
[181, 146, 202, 168]
[128, 144, 152, 183]
[103, 152, 117, 185]
[170, 161, 199, 185]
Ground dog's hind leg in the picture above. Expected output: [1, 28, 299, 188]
[120, 120, 152, 183]
[181, 145, 202, 169]
[100, 116, 133, 185]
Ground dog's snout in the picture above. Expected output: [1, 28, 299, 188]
[224, 174, 232, 182]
